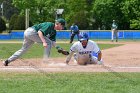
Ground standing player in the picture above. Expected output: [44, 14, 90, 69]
[65, 32, 103, 65]
[111, 20, 118, 42]
[3, 18, 66, 66]
[70, 23, 79, 43]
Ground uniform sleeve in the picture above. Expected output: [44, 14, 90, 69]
[66, 43, 77, 63]
[93, 42, 100, 53]
[37, 23, 49, 35]
[70, 26, 72, 30]
[76, 25, 79, 30]
[70, 43, 78, 52]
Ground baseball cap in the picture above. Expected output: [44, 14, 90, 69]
[56, 18, 65, 26]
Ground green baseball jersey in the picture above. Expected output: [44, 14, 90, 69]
[32, 22, 56, 41]
[112, 22, 118, 29]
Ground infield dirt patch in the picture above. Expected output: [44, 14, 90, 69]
[0, 41, 140, 72]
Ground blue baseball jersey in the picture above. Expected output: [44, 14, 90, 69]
[70, 25, 79, 32]
[70, 40, 100, 58]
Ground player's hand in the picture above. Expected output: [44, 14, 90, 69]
[43, 42, 48, 48]
[98, 60, 103, 65]
[65, 60, 69, 65]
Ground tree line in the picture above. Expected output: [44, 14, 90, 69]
[0, 0, 140, 32]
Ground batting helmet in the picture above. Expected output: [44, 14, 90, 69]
[79, 32, 89, 41]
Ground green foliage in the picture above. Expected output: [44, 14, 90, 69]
[0, 0, 19, 20]
[14, 15, 25, 30]
[9, 14, 18, 30]
[121, 0, 140, 29]
[93, 0, 124, 30]
[9, 14, 33, 30]
[68, 11, 89, 30]
[130, 19, 140, 30]
[2, 0, 140, 30]
[65, 0, 92, 29]
[12, 0, 56, 24]
[0, 17, 6, 33]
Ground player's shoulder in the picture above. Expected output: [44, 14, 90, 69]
[71, 41, 80, 48]
[71, 25, 74, 27]
[73, 41, 80, 46]
[88, 40, 97, 45]
[88, 40, 95, 43]
[41, 22, 53, 26]
[70, 41, 80, 50]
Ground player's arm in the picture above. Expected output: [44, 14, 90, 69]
[65, 50, 74, 64]
[92, 41, 103, 64]
[66, 43, 77, 64]
[50, 33, 56, 47]
[97, 51, 102, 61]
[70, 26, 73, 34]
[38, 30, 47, 48]
[76, 25, 79, 32]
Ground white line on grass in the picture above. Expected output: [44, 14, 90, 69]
[103, 65, 140, 69]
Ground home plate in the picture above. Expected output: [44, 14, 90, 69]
[47, 62, 67, 67]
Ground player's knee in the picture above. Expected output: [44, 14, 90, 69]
[77, 61, 87, 65]
[91, 56, 98, 64]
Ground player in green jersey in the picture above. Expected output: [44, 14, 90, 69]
[3, 18, 65, 66]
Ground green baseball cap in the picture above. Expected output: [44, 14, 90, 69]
[56, 18, 65, 26]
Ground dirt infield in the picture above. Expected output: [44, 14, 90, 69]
[0, 41, 140, 72]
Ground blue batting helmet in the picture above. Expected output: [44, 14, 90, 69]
[79, 32, 89, 41]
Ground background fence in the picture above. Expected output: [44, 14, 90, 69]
[0, 30, 140, 40]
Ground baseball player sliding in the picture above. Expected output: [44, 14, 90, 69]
[65, 32, 103, 65]
[3, 18, 66, 66]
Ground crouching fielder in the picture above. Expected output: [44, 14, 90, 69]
[65, 32, 103, 65]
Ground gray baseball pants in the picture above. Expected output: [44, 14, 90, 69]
[7, 27, 53, 63]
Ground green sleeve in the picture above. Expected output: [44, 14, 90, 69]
[39, 23, 50, 36]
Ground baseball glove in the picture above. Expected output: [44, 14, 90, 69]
[56, 46, 69, 55]
[58, 49, 69, 55]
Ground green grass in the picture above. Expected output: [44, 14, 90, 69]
[0, 43, 123, 59]
[0, 42, 139, 93]
[0, 72, 140, 93]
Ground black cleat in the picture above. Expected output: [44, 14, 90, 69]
[3, 60, 9, 66]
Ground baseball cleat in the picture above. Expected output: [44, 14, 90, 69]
[3, 60, 9, 66]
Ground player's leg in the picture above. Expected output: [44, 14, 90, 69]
[111, 29, 114, 42]
[90, 53, 103, 64]
[6, 28, 35, 64]
[78, 55, 91, 65]
[114, 31, 118, 42]
[70, 33, 75, 43]
[26, 28, 53, 57]
[77, 59, 87, 65]
[8, 38, 34, 63]
[90, 56, 98, 64]
[73, 53, 100, 65]
[3, 28, 35, 66]
[43, 37, 53, 61]
[25, 28, 53, 63]
[76, 33, 79, 41]
[73, 53, 78, 64]
[73, 53, 87, 65]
